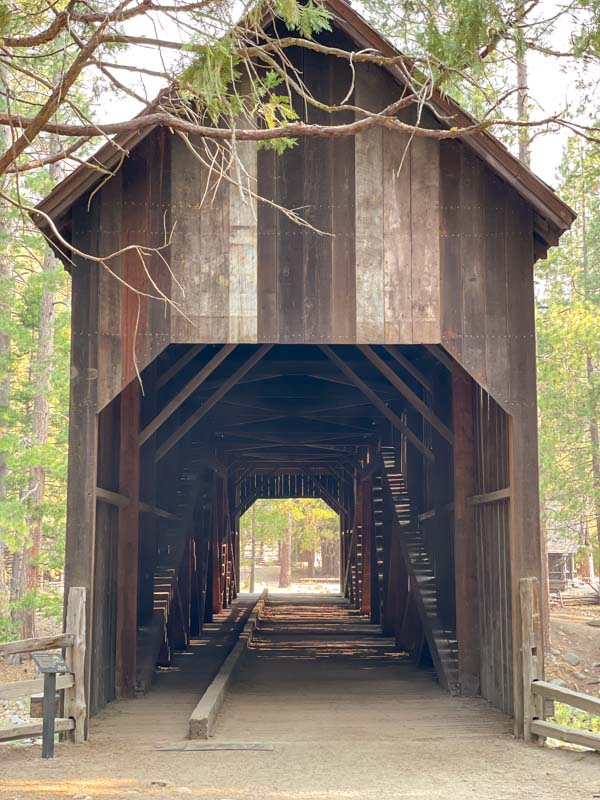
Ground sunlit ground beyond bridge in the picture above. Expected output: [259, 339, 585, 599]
[0, 596, 597, 800]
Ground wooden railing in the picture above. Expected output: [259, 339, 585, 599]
[521, 577, 600, 751]
[0, 587, 86, 744]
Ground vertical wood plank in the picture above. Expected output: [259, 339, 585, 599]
[303, 48, 333, 343]
[64, 587, 87, 742]
[330, 52, 356, 343]
[520, 576, 544, 741]
[97, 173, 123, 410]
[257, 147, 278, 342]
[460, 151, 487, 384]
[64, 196, 100, 732]
[483, 171, 509, 400]
[277, 47, 305, 344]
[383, 130, 412, 343]
[439, 141, 463, 360]
[229, 138, 258, 342]
[453, 365, 480, 696]
[116, 379, 141, 698]
[355, 63, 384, 343]
[121, 142, 151, 386]
[169, 135, 229, 343]
[410, 136, 440, 342]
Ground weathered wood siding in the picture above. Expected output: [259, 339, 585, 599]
[473, 385, 513, 715]
[71, 42, 457, 411]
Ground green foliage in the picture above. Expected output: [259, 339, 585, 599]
[240, 498, 339, 563]
[536, 133, 600, 552]
[550, 702, 600, 735]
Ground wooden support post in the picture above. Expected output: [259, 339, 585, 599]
[452, 366, 480, 696]
[510, 411, 545, 735]
[116, 380, 141, 698]
[139, 362, 159, 626]
[520, 577, 544, 742]
[359, 478, 372, 617]
[63, 587, 86, 742]
[211, 478, 223, 615]
[63, 203, 99, 736]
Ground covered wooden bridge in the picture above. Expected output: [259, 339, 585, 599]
[35, 0, 574, 740]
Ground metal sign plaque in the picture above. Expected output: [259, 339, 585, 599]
[31, 652, 70, 674]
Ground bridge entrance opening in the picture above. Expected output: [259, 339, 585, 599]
[88, 342, 513, 720]
[239, 498, 341, 595]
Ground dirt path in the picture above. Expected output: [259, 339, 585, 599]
[0, 595, 598, 799]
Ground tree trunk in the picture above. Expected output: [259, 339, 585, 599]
[279, 517, 292, 588]
[307, 549, 315, 579]
[249, 503, 256, 593]
[588, 355, 600, 560]
[17, 151, 62, 639]
[515, 0, 531, 167]
[0, 196, 11, 606]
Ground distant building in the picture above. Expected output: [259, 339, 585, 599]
[546, 525, 579, 592]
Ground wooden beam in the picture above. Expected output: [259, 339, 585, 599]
[307, 473, 346, 517]
[358, 346, 453, 445]
[0, 634, 74, 658]
[0, 718, 74, 743]
[96, 487, 129, 509]
[452, 365, 480, 696]
[116, 380, 140, 699]
[382, 346, 433, 393]
[140, 344, 236, 445]
[139, 501, 179, 520]
[0, 673, 74, 703]
[467, 487, 511, 505]
[520, 576, 544, 741]
[530, 719, 600, 751]
[532, 679, 600, 717]
[156, 345, 273, 462]
[319, 346, 434, 462]
[157, 345, 207, 389]
[425, 344, 454, 372]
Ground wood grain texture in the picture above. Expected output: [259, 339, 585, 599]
[65, 195, 100, 728]
[303, 48, 333, 344]
[354, 63, 384, 342]
[410, 136, 440, 342]
[257, 147, 278, 342]
[329, 49, 356, 343]
[229, 138, 258, 342]
[97, 171, 123, 410]
[383, 129, 412, 342]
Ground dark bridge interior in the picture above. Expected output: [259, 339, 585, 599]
[92, 343, 513, 720]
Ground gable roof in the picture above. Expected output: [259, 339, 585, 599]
[34, 0, 575, 249]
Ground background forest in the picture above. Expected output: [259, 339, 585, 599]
[0, 0, 599, 641]
[239, 499, 340, 592]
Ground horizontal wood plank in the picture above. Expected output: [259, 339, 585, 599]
[467, 488, 511, 506]
[532, 680, 600, 717]
[0, 717, 74, 742]
[530, 718, 600, 751]
[96, 487, 129, 509]
[0, 674, 73, 703]
[0, 634, 74, 658]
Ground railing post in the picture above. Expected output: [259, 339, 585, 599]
[519, 577, 544, 742]
[64, 586, 87, 742]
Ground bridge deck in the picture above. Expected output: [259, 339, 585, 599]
[1, 595, 597, 799]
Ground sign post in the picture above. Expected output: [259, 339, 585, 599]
[31, 652, 70, 759]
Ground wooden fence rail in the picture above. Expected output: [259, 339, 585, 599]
[0, 587, 86, 744]
[521, 577, 600, 751]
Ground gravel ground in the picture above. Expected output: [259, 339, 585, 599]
[1, 597, 598, 800]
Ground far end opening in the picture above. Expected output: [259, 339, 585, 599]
[239, 499, 341, 595]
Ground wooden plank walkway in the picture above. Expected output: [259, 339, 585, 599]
[0, 595, 598, 800]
